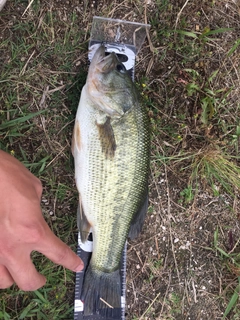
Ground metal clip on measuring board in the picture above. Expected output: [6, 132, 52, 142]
[74, 16, 150, 320]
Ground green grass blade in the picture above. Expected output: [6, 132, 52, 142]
[0, 312, 11, 320]
[214, 228, 219, 248]
[175, 30, 198, 38]
[216, 247, 230, 258]
[204, 28, 234, 36]
[227, 38, 240, 57]
[34, 290, 48, 303]
[222, 282, 240, 319]
[19, 301, 37, 319]
[208, 70, 219, 83]
[0, 110, 45, 130]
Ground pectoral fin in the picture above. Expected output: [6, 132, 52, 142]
[71, 121, 82, 156]
[128, 193, 149, 240]
[96, 116, 116, 159]
[77, 196, 91, 243]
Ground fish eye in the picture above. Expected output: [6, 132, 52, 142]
[116, 64, 126, 73]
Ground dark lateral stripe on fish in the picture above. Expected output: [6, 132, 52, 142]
[96, 117, 116, 159]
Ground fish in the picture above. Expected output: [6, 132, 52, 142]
[72, 45, 150, 317]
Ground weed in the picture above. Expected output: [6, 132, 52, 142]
[186, 146, 240, 201]
[148, 258, 163, 282]
[155, 145, 240, 203]
[169, 292, 182, 316]
[184, 68, 233, 126]
[180, 185, 194, 203]
[191, 147, 240, 195]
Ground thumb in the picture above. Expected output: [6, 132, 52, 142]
[36, 229, 84, 272]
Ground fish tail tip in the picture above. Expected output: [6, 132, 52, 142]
[81, 265, 121, 317]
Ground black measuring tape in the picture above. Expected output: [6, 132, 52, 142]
[73, 42, 136, 320]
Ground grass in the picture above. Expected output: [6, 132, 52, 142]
[0, 110, 45, 149]
[1, 0, 240, 319]
[0, 1, 86, 319]
[157, 146, 240, 203]
[148, 10, 240, 202]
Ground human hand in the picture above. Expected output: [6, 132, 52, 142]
[0, 150, 83, 291]
[0, 0, 7, 12]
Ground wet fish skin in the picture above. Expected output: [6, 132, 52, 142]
[72, 45, 150, 316]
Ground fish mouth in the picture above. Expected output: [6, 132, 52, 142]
[97, 54, 118, 73]
[91, 45, 106, 62]
[90, 45, 118, 73]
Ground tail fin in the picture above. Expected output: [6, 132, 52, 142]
[81, 264, 121, 317]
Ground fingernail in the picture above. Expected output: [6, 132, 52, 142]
[75, 263, 84, 272]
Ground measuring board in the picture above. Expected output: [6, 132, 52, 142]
[74, 16, 150, 320]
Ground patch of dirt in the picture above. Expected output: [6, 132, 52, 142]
[127, 181, 240, 319]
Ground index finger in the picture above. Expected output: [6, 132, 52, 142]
[36, 228, 84, 272]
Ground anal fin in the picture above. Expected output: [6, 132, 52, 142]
[77, 196, 91, 243]
[128, 193, 149, 240]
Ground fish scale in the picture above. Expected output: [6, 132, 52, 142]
[85, 111, 141, 269]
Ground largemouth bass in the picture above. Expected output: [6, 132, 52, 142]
[72, 45, 150, 316]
